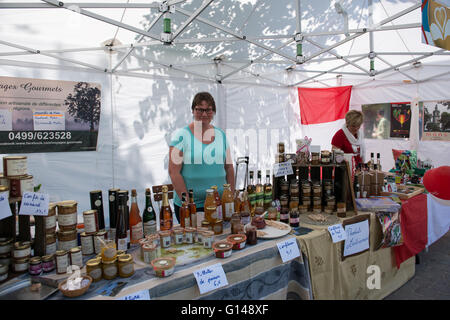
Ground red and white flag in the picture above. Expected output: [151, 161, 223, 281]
[298, 86, 352, 150]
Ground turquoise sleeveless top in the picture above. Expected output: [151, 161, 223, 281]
[169, 126, 228, 207]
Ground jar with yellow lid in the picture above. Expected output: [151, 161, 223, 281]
[55, 250, 69, 274]
[42, 254, 55, 273]
[86, 258, 102, 282]
[28, 256, 42, 276]
[13, 241, 31, 259]
[118, 254, 134, 278]
[102, 257, 118, 280]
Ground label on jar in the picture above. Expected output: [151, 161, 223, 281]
[143, 221, 156, 237]
[21, 178, 34, 193]
[83, 214, 97, 234]
[0, 243, 12, 255]
[224, 203, 234, 219]
[104, 265, 117, 277]
[117, 238, 127, 251]
[184, 217, 191, 228]
[103, 247, 116, 260]
[161, 236, 171, 248]
[58, 239, 78, 251]
[184, 233, 193, 244]
[14, 261, 29, 272]
[58, 212, 77, 226]
[13, 247, 31, 259]
[241, 216, 250, 225]
[219, 250, 232, 258]
[175, 234, 184, 244]
[120, 264, 133, 275]
[280, 213, 290, 220]
[203, 238, 213, 248]
[81, 236, 94, 255]
[6, 158, 27, 176]
[131, 222, 143, 242]
[46, 242, 57, 255]
[45, 215, 56, 230]
[70, 252, 83, 267]
[143, 249, 157, 264]
[290, 217, 300, 224]
[0, 273, 7, 281]
[56, 255, 69, 273]
[161, 266, 174, 277]
[237, 242, 245, 249]
[89, 268, 102, 280]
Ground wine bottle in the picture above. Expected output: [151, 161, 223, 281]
[129, 189, 143, 244]
[108, 188, 120, 241]
[143, 188, 157, 237]
[255, 170, 264, 208]
[263, 170, 272, 210]
[90, 190, 105, 230]
[115, 192, 128, 251]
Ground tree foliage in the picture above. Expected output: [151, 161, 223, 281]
[65, 82, 101, 131]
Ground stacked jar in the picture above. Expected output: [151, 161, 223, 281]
[55, 200, 79, 273]
[289, 180, 300, 226]
[275, 142, 285, 163]
[300, 180, 311, 213]
[44, 203, 57, 256]
[279, 178, 290, 224]
[0, 238, 13, 280]
[323, 180, 335, 214]
[312, 181, 322, 213]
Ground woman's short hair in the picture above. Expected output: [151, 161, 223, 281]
[191, 92, 216, 113]
[345, 110, 364, 127]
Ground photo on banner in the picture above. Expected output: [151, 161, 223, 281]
[0, 76, 101, 153]
[421, 100, 450, 141]
[361, 103, 391, 140]
[390, 102, 411, 138]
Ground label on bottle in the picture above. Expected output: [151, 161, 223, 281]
[191, 213, 198, 228]
[216, 206, 223, 220]
[184, 217, 191, 228]
[95, 200, 102, 207]
[147, 207, 153, 213]
[117, 238, 127, 251]
[248, 193, 256, 206]
[290, 217, 300, 224]
[280, 213, 289, 220]
[109, 195, 115, 202]
[131, 222, 143, 242]
[143, 221, 157, 236]
[224, 203, 234, 219]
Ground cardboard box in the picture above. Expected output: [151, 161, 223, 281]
[370, 170, 385, 185]
[357, 172, 373, 188]
[370, 184, 383, 196]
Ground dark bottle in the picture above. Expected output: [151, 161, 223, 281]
[289, 209, 300, 228]
[115, 192, 128, 251]
[90, 190, 105, 230]
[108, 188, 120, 240]
[117, 190, 130, 249]
[143, 188, 157, 237]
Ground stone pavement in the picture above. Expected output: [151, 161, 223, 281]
[384, 230, 450, 300]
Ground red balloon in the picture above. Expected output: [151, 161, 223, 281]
[423, 166, 450, 200]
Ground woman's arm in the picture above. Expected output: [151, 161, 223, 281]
[169, 146, 187, 201]
[224, 147, 235, 194]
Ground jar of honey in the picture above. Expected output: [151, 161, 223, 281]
[118, 254, 134, 278]
[86, 258, 102, 282]
[102, 257, 118, 280]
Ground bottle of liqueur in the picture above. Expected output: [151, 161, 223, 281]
[255, 170, 264, 208]
[90, 190, 105, 230]
[143, 188, 157, 237]
[115, 192, 128, 251]
[180, 192, 191, 228]
[247, 170, 256, 215]
[188, 189, 197, 228]
[204, 189, 218, 223]
[108, 188, 120, 240]
[376, 153, 382, 171]
[370, 152, 375, 170]
[118, 190, 130, 249]
[221, 184, 234, 222]
[240, 191, 251, 225]
[264, 170, 273, 211]
[160, 185, 173, 231]
[233, 190, 241, 214]
[129, 189, 143, 244]
[211, 185, 223, 220]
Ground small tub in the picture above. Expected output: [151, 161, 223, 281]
[212, 241, 233, 258]
[226, 234, 247, 250]
[151, 257, 176, 278]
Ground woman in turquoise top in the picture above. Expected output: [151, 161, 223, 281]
[169, 92, 235, 223]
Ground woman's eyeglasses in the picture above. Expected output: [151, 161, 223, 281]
[194, 107, 214, 114]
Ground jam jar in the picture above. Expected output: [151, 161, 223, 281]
[118, 254, 134, 278]
[42, 254, 55, 273]
[102, 257, 118, 280]
[28, 256, 42, 276]
[86, 258, 102, 282]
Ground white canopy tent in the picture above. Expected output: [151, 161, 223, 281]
[0, 0, 449, 221]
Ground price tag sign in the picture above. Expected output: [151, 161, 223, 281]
[277, 237, 301, 263]
[273, 161, 294, 178]
[19, 192, 49, 216]
[193, 263, 228, 295]
[328, 224, 347, 243]
[343, 220, 370, 257]
[0, 192, 12, 220]
[118, 289, 151, 300]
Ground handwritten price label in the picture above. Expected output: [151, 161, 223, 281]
[118, 290, 151, 300]
[277, 237, 300, 263]
[328, 224, 347, 243]
[0, 192, 13, 220]
[343, 220, 370, 257]
[193, 263, 228, 295]
[273, 161, 294, 178]
[19, 192, 49, 216]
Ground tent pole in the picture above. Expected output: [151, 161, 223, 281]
[376, 49, 445, 76]
[375, 55, 418, 83]
[171, 0, 213, 41]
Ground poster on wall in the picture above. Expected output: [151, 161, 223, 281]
[0, 76, 101, 153]
[361, 103, 391, 140]
[390, 102, 411, 138]
[422, 100, 450, 141]
[421, 0, 450, 50]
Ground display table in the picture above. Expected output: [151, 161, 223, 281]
[296, 210, 415, 300]
[41, 232, 313, 300]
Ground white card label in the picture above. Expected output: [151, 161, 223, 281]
[277, 237, 301, 263]
[118, 290, 151, 300]
[19, 192, 49, 216]
[194, 263, 229, 295]
[273, 161, 294, 178]
[328, 224, 347, 243]
[0, 192, 12, 220]
[343, 220, 370, 257]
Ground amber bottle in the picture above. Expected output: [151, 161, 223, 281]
[160, 185, 173, 231]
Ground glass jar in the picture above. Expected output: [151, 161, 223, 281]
[12, 257, 29, 273]
[100, 239, 117, 263]
[69, 247, 83, 268]
[80, 232, 94, 255]
[240, 211, 250, 226]
[245, 225, 258, 245]
[337, 202, 346, 218]
[298, 204, 308, 214]
[289, 210, 300, 228]
[45, 203, 57, 233]
[202, 231, 215, 249]
[196, 227, 209, 243]
[289, 196, 299, 210]
[142, 243, 158, 264]
[13, 241, 31, 259]
[93, 231, 107, 255]
[312, 183, 321, 196]
[212, 241, 233, 259]
[280, 195, 289, 208]
[212, 220, 223, 235]
[321, 150, 331, 164]
[267, 207, 278, 221]
[290, 183, 299, 197]
[311, 152, 320, 165]
[159, 230, 172, 248]
[42, 254, 55, 273]
[280, 207, 290, 224]
[86, 258, 102, 282]
[151, 257, 176, 278]
[82, 209, 99, 234]
[184, 227, 195, 244]
[313, 197, 322, 206]
[275, 153, 285, 163]
[56, 200, 78, 231]
[302, 196, 311, 208]
[118, 254, 134, 278]
[0, 238, 13, 255]
[231, 213, 244, 234]
[45, 233, 56, 255]
[55, 250, 69, 274]
[301, 181, 311, 197]
[102, 257, 118, 280]
[172, 227, 184, 245]
[280, 180, 289, 194]
[226, 234, 247, 250]
[57, 230, 77, 252]
[277, 142, 285, 154]
[28, 256, 42, 276]
[204, 189, 218, 223]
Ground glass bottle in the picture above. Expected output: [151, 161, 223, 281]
[143, 188, 157, 237]
[247, 170, 256, 215]
[115, 192, 128, 251]
[160, 185, 173, 231]
[90, 190, 105, 231]
[211, 185, 223, 220]
[233, 190, 241, 214]
[263, 170, 272, 211]
[129, 189, 143, 244]
[204, 189, 218, 223]
[180, 192, 191, 228]
[240, 190, 251, 214]
[117, 190, 130, 249]
[377, 153, 382, 171]
[188, 189, 197, 228]
[108, 188, 120, 241]
[370, 152, 375, 170]
[255, 170, 264, 208]
[221, 184, 234, 222]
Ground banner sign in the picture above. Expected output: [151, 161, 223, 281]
[0, 76, 101, 153]
[422, 0, 450, 50]
[422, 100, 450, 141]
[390, 102, 411, 138]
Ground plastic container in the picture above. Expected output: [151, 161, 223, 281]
[151, 257, 176, 277]
[212, 241, 233, 258]
[226, 234, 247, 250]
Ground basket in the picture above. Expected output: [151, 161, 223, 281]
[58, 275, 93, 298]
